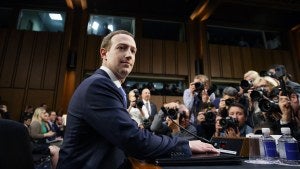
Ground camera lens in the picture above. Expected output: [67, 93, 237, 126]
[258, 98, 280, 113]
[225, 98, 234, 106]
[194, 82, 204, 92]
[240, 80, 252, 90]
[250, 90, 264, 101]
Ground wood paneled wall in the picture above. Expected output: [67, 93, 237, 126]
[80, 37, 191, 76]
[0, 29, 68, 120]
[205, 44, 300, 82]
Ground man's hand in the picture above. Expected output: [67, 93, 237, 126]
[166, 116, 180, 133]
[278, 92, 292, 123]
[189, 140, 220, 154]
[225, 127, 240, 138]
[163, 102, 179, 110]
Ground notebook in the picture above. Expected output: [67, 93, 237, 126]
[155, 153, 242, 166]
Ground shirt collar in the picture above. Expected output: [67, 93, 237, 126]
[100, 66, 122, 88]
[143, 99, 149, 104]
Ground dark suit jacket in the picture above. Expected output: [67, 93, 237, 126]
[148, 102, 158, 121]
[0, 119, 34, 169]
[57, 69, 191, 169]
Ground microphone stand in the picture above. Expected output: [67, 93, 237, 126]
[168, 117, 211, 144]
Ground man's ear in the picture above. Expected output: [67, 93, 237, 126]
[100, 48, 107, 60]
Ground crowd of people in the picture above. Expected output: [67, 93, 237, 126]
[1, 30, 300, 169]
[127, 64, 300, 144]
[0, 103, 65, 169]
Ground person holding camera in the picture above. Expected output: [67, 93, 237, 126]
[196, 103, 218, 140]
[268, 64, 300, 95]
[272, 89, 300, 140]
[127, 89, 149, 129]
[218, 86, 239, 114]
[246, 76, 281, 133]
[151, 102, 198, 141]
[183, 74, 215, 125]
[218, 103, 253, 137]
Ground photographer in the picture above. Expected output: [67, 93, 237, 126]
[151, 102, 197, 141]
[218, 86, 239, 114]
[268, 64, 300, 95]
[196, 103, 217, 140]
[183, 74, 215, 125]
[275, 89, 300, 140]
[249, 76, 280, 134]
[219, 103, 253, 137]
[127, 89, 149, 129]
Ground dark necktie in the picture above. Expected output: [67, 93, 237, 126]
[145, 102, 150, 115]
[119, 87, 127, 107]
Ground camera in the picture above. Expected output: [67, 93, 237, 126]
[133, 89, 144, 109]
[142, 119, 151, 129]
[204, 111, 216, 125]
[161, 107, 178, 120]
[194, 82, 204, 92]
[161, 107, 186, 120]
[240, 80, 252, 92]
[225, 98, 235, 106]
[258, 98, 280, 113]
[274, 65, 286, 79]
[250, 88, 267, 102]
[219, 116, 239, 130]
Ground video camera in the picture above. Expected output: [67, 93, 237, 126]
[133, 89, 144, 109]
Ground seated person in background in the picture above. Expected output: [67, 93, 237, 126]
[218, 103, 253, 137]
[29, 107, 60, 169]
[19, 105, 34, 122]
[127, 89, 149, 129]
[22, 115, 32, 133]
[49, 110, 64, 138]
[56, 115, 65, 137]
[0, 104, 11, 119]
[151, 102, 197, 140]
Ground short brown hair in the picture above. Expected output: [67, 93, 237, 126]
[100, 30, 134, 50]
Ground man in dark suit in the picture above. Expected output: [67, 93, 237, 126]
[57, 30, 218, 169]
[0, 119, 34, 169]
[141, 88, 157, 121]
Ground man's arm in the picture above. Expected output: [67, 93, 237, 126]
[183, 89, 194, 111]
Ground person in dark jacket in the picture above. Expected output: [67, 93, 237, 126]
[57, 30, 218, 169]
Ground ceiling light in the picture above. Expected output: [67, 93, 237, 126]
[49, 13, 62, 20]
[108, 24, 114, 31]
[92, 21, 99, 30]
